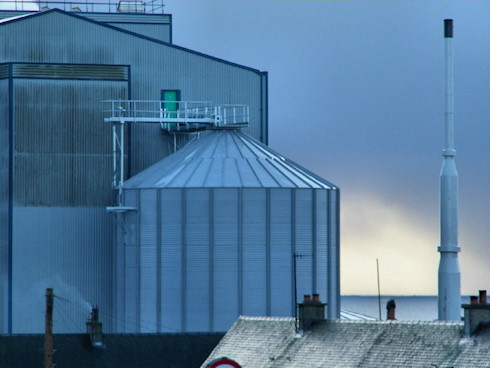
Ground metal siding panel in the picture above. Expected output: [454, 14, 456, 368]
[13, 78, 127, 207]
[327, 189, 340, 319]
[123, 188, 138, 207]
[139, 189, 157, 332]
[241, 188, 267, 316]
[0, 10, 269, 333]
[108, 22, 171, 43]
[0, 64, 9, 79]
[269, 189, 293, 317]
[295, 189, 313, 301]
[114, 211, 126, 332]
[160, 188, 183, 332]
[315, 190, 328, 303]
[114, 189, 138, 332]
[12, 207, 113, 333]
[185, 188, 210, 332]
[213, 188, 239, 331]
[0, 79, 9, 333]
[122, 201, 140, 332]
[0, 11, 265, 177]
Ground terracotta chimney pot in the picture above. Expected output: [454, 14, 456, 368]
[386, 299, 396, 320]
[479, 290, 487, 304]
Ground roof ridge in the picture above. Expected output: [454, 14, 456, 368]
[238, 315, 295, 322]
[237, 315, 464, 326]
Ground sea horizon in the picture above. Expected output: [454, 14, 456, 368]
[341, 295, 471, 321]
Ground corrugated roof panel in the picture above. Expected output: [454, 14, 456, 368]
[222, 159, 242, 187]
[235, 160, 262, 187]
[184, 159, 213, 187]
[249, 159, 294, 188]
[157, 159, 199, 187]
[123, 130, 337, 189]
[204, 157, 224, 187]
[266, 158, 326, 189]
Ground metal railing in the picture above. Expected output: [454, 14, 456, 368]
[0, 1, 165, 14]
[104, 99, 249, 206]
[103, 100, 250, 131]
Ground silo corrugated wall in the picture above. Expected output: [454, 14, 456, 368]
[118, 186, 338, 333]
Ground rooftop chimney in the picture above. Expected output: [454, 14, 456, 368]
[86, 306, 104, 348]
[386, 299, 396, 320]
[479, 290, 487, 304]
[298, 294, 326, 332]
[462, 290, 490, 337]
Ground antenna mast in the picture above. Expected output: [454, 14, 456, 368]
[437, 19, 461, 321]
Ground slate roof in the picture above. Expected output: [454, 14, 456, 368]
[202, 317, 490, 368]
[123, 130, 337, 189]
[0, 333, 224, 368]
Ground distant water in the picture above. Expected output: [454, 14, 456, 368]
[341, 295, 471, 321]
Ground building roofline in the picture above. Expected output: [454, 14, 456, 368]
[236, 315, 464, 326]
[0, 8, 266, 76]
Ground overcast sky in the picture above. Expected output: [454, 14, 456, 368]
[163, 0, 490, 296]
[10, 0, 488, 296]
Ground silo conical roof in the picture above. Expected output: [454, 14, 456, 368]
[123, 130, 337, 189]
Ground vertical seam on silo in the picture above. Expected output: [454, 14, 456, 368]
[7, 63, 13, 334]
[209, 188, 214, 331]
[238, 188, 243, 316]
[291, 189, 296, 316]
[335, 189, 340, 317]
[181, 189, 186, 332]
[312, 189, 317, 294]
[266, 188, 271, 316]
[137, 191, 142, 331]
[122, 211, 126, 331]
[328, 189, 334, 319]
[156, 189, 162, 333]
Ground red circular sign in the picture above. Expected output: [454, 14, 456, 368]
[207, 357, 241, 368]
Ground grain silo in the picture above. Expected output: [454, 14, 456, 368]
[115, 129, 339, 333]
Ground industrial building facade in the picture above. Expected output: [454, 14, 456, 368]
[0, 2, 339, 335]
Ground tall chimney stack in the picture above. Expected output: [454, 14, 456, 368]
[437, 19, 461, 321]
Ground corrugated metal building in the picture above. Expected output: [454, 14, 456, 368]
[118, 130, 339, 332]
[0, 4, 267, 334]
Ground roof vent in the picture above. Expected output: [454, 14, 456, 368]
[462, 290, 490, 337]
[86, 306, 104, 348]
